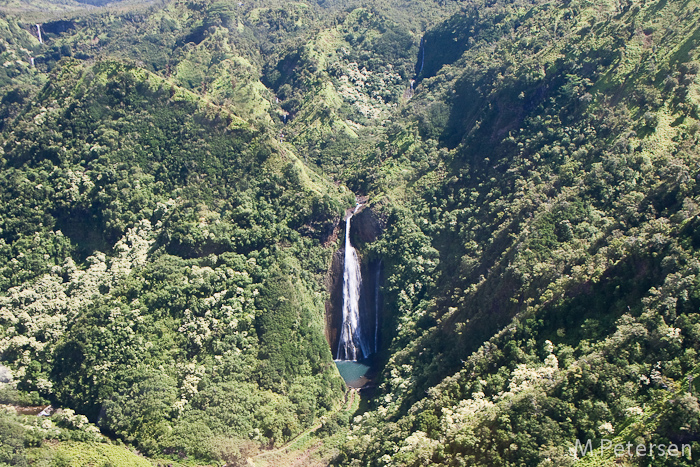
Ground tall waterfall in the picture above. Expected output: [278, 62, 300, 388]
[336, 205, 371, 361]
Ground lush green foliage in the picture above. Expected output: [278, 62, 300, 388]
[2, 0, 700, 465]
[0, 53, 347, 460]
[321, 0, 700, 465]
[0, 405, 138, 467]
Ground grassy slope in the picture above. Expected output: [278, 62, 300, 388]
[30, 441, 154, 467]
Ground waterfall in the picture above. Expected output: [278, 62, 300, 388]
[336, 205, 371, 361]
[418, 37, 425, 74]
[36, 24, 43, 44]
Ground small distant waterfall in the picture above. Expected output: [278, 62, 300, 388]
[36, 24, 43, 44]
[418, 37, 425, 74]
[336, 205, 371, 361]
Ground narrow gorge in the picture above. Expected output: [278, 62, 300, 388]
[326, 204, 383, 386]
[336, 205, 367, 362]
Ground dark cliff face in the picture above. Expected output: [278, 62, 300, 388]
[325, 205, 384, 358]
[350, 206, 383, 247]
[359, 258, 382, 356]
[41, 21, 76, 36]
[325, 249, 344, 357]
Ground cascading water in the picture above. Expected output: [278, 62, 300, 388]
[418, 37, 425, 74]
[336, 205, 371, 361]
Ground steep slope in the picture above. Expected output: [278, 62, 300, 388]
[263, 1, 459, 183]
[335, 0, 700, 465]
[0, 13, 45, 129]
[0, 1, 458, 464]
[0, 58, 349, 462]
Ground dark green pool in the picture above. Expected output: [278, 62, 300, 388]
[335, 361, 371, 388]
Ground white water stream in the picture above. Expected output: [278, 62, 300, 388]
[336, 205, 370, 361]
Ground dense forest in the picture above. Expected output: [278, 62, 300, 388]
[1, 0, 700, 465]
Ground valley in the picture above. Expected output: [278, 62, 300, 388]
[1, 0, 700, 465]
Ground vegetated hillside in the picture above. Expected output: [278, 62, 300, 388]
[0, 13, 45, 129]
[0, 1, 460, 464]
[327, 0, 700, 465]
[23, 0, 289, 124]
[0, 56, 351, 464]
[0, 0, 151, 18]
[21, 0, 456, 128]
[2, 0, 700, 465]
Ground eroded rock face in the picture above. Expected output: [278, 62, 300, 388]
[350, 206, 383, 246]
[325, 249, 344, 357]
[325, 205, 384, 358]
[42, 20, 76, 36]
